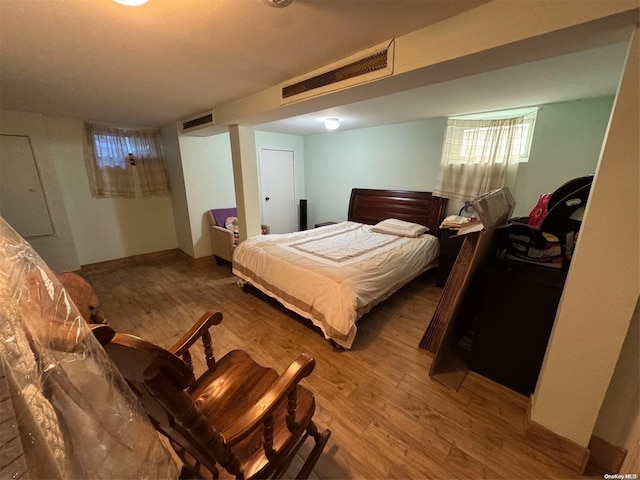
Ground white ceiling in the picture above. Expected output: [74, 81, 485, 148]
[0, 0, 629, 137]
[0, 0, 486, 127]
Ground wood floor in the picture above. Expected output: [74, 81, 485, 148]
[84, 256, 593, 479]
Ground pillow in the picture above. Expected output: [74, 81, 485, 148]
[371, 218, 429, 237]
[225, 216, 240, 245]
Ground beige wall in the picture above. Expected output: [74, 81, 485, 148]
[162, 123, 194, 257]
[44, 116, 178, 266]
[177, 133, 237, 258]
[0, 110, 80, 271]
[229, 125, 262, 241]
[593, 300, 639, 449]
[174, 130, 306, 259]
[531, 28, 639, 447]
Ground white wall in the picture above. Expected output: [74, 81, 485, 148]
[513, 97, 614, 217]
[43, 116, 178, 266]
[0, 110, 80, 271]
[304, 119, 445, 227]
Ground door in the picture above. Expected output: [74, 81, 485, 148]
[0, 134, 54, 237]
[259, 148, 296, 234]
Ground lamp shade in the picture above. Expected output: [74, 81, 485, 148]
[324, 118, 340, 130]
[113, 0, 149, 6]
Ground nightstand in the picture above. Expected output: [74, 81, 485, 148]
[436, 228, 465, 287]
[314, 221, 337, 228]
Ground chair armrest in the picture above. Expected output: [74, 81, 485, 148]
[211, 224, 233, 236]
[168, 311, 223, 356]
[221, 353, 315, 446]
[91, 324, 116, 345]
[210, 225, 234, 246]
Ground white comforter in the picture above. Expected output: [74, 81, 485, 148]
[232, 221, 439, 348]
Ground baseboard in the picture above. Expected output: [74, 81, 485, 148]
[524, 401, 590, 474]
[178, 251, 214, 267]
[80, 249, 181, 272]
[586, 434, 627, 476]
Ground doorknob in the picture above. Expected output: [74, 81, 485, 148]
[265, 196, 270, 202]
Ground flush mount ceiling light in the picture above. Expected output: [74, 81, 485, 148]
[324, 118, 340, 130]
[113, 0, 148, 6]
[263, 0, 293, 7]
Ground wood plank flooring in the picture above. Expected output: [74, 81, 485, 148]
[84, 257, 595, 479]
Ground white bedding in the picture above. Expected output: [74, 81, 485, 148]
[232, 221, 439, 349]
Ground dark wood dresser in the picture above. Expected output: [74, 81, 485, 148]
[468, 257, 567, 395]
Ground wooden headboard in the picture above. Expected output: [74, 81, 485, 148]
[348, 188, 448, 237]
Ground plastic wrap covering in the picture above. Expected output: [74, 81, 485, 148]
[0, 217, 179, 479]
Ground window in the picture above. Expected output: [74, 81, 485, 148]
[84, 123, 170, 198]
[454, 114, 536, 164]
[433, 108, 538, 202]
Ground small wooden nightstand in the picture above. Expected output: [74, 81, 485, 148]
[436, 228, 465, 287]
[314, 221, 337, 228]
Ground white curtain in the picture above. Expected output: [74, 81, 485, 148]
[433, 116, 527, 202]
[127, 129, 170, 196]
[84, 123, 134, 198]
[84, 123, 170, 198]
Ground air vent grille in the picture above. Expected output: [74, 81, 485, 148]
[282, 50, 388, 99]
[182, 113, 213, 130]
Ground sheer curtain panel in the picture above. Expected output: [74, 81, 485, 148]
[84, 123, 134, 198]
[433, 116, 528, 202]
[84, 123, 170, 198]
[127, 129, 170, 196]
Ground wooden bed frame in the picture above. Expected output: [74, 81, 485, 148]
[348, 188, 447, 237]
[237, 188, 448, 349]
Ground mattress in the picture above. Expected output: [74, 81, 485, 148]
[232, 221, 439, 349]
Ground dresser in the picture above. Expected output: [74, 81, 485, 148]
[469, 257, 567, 395]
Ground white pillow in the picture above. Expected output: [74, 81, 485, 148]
[371, 218, 429, 237]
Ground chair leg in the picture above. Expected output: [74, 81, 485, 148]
[295, 421, 331, 480]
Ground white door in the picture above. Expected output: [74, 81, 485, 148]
[259, 148, 296, 234]
[0, 134, 54, 237]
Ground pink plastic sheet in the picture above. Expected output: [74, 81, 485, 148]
[0, 217, 178, 479]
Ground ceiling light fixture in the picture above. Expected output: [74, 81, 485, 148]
[324, 118, 340, 130]
[263, 0, 293, 7]
[113, 0, 149, 6]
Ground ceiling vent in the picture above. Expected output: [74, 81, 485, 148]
[280, 39, 394, 104]
[181, 110, 215, 134]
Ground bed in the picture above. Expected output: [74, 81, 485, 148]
[232, 189, 447, 349]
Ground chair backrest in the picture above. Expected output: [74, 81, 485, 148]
[99, 330, 239, 476]
[209, 208, 237, 228]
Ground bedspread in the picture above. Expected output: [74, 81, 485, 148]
[232, 221, 439, 348]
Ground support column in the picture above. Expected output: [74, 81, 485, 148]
[531, 27, 639, 446]
[228, 125, 261, 242]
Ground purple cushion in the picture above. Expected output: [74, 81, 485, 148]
[211, 208, 237, 227]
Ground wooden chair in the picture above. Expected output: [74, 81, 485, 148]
[92, 311, 330, 479]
